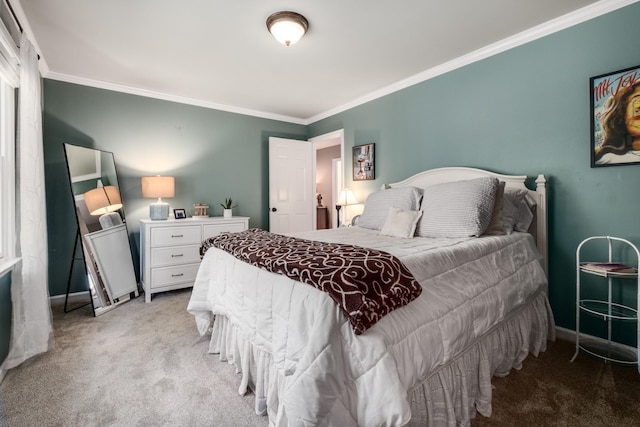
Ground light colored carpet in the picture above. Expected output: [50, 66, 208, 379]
[0, 397, 7, 427]
[0, 289, 268, 427]
[2, 288, 640, 426]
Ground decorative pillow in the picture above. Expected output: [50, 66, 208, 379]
[357, 186, 423, 230]
[415, 177, 499, 238]
[482, 181, 506, 236]
[514, 192, 535, 232]
[502, 188, 534, 233]
[379, 207, 423, 238]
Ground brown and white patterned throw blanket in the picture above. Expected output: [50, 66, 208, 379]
[200, 228, 422, 335]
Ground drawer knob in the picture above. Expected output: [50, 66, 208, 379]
[171, 273, 184, 277]
[171, 234, 184, 238]
[171, 254, 184, 258]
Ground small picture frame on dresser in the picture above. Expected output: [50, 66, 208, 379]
[174, 208, 187, 219]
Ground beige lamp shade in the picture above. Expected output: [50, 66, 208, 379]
[335, 188, 358, 227]
[141, 176, 175, 200]
[83, 186, 123, 216]
[336, 188, 359, 206]
[142, 176, 175, 220]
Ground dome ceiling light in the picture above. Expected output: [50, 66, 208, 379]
[266, 11, 309, 46]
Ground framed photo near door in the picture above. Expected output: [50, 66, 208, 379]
[353, 143, 375, 181]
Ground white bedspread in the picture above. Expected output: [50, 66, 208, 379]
[187, 227, 548, 426]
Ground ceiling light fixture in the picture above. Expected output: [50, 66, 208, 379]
[266, 11, 309, 46]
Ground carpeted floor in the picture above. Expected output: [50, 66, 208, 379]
[0, 289, 267, 427]
[1, 289, 639, 426]
[0, 397, 7, 427]
[471, 338, 640, 426]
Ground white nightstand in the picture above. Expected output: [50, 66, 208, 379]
[139, 216, 249, 302]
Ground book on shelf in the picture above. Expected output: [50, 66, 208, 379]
[581, 262, 637, 274]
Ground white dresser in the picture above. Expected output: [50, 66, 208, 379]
[139, 216, 249, 302]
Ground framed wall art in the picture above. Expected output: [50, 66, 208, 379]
[590, 64, 640, 167]
[352, 143, 375, 181]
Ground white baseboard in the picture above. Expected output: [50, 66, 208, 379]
[555, 326, 576, 342]
[555, 326, 637, 355]
[49, 291, 90, 305]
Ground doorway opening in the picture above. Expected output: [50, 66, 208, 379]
[310, 130, 344, 229]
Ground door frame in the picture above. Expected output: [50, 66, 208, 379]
[309, 129, 344, 229]
[332, 158, 343, 229]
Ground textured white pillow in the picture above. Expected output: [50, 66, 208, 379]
[357, 186, 422, 230]
[416, 177, 499, 238]
[379, 207, 423, 238]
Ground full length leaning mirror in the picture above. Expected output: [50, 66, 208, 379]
[63, 143, 138, 316]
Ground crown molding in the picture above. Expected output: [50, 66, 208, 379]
[306, 0, 639, 124]
[34, 0, 639, 126]
[43, 71, 308, 125]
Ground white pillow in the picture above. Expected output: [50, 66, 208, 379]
[482, 181, 506, 236]
[502, 188, 534, 233]
[357, 186, 422, 230]
[379, 207, 422, 238]
[416, 177, 499, 238]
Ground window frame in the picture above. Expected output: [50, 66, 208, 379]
[0, 16, 19, 277]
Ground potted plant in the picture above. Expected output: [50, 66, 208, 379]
[220, 198, 237, 218]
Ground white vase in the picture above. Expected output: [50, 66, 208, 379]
[223, 209, 232, 218]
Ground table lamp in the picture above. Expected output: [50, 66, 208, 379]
[141, 175, 175, 220]
[336, 188, 359, 227]
[83, 185, 123, 228]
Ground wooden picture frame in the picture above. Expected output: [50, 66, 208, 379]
[590, 64, 640, 167]
[353, 143, 375, 181]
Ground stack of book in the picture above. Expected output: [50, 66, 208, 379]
[581, 262, 637, 274]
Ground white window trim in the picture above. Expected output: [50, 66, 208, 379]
[0, 14, 19, 277]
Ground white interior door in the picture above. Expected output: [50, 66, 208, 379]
[269, 137, 314, 233]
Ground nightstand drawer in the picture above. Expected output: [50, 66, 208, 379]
[150, 264, 200, 288]
[151, 226, 201, 247]
[203, 222, 247, 239]
[151, 245, 201, 267]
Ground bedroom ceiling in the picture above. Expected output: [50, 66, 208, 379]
[14, 0, 621, 124]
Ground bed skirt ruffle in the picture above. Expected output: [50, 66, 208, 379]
[207, 291, 554, 426]
[406, 291, 554, 426]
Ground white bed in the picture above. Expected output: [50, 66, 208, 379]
[187, 167, 554, 427]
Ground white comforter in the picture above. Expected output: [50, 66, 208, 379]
[187, 227, 548, 426]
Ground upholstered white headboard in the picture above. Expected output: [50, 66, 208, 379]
[387, 167, 548, 276]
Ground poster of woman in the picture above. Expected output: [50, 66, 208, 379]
[591, 64, 640, 167]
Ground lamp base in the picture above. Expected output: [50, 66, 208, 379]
[149, 202, 170, 220]
[99, 212, 123, 229]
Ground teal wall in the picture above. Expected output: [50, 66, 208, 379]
[43, 80, 306, 297]
[0, 272, 10, 365]
[308, 3, 640, 342]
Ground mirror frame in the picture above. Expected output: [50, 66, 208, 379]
[62, 143, 137, 316]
